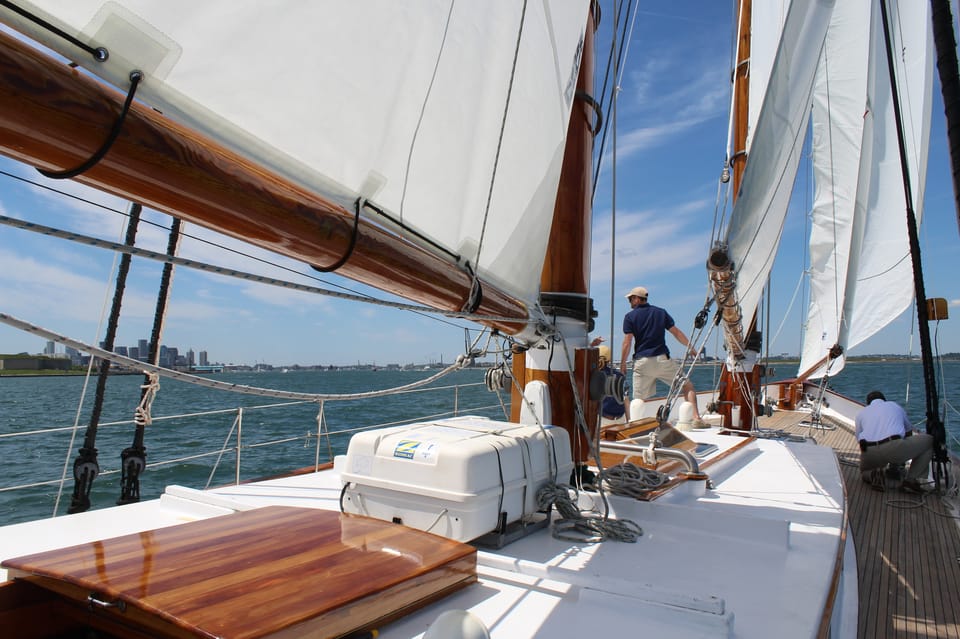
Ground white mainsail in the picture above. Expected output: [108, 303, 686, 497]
[719, 0, 834, 351]
[799, 0, 933, 378]
[2, 1, 589, 308]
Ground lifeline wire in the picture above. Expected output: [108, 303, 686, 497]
[0, 312, 476, 402]
[0, 214, 530, 327]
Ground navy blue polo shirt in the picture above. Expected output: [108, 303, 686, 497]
[623, 303, 674, 359]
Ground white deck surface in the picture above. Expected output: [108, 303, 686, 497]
[0, 425, 850, 638]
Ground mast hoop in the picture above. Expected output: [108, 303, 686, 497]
[38, 70, 142, 180]
[575, 90, 603, 136]
[0, 0, 108, 61]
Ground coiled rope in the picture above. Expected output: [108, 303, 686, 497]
[597, 462, 670, 498]
[536, 483, 642, 543]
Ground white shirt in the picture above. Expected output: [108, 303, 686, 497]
[854, 398, 911, 443]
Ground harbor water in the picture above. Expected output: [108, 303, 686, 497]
[0, 360, 957, 526]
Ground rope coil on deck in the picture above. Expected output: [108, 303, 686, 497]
[536, 483, 642, 543]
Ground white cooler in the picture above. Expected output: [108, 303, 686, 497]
[340, 416, 573, 542]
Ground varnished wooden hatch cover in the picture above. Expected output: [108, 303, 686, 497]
[2, 506, 477, 639]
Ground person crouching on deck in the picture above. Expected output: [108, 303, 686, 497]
[855, 390, 934, 494]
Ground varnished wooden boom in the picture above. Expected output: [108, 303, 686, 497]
[0, 30, 528, 335]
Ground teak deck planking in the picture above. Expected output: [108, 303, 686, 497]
[764, 409, 960, 639]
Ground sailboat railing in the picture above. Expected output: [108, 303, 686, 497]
[0, 380, 503, 523]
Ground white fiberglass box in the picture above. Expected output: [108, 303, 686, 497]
[340, 416, 573, 542]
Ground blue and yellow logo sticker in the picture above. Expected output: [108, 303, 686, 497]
[393, 440, 421, 459]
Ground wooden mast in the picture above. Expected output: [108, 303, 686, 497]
[511, 3, 598, 469]
[0, 29, 530, 336]
[715, 0, 763, 431]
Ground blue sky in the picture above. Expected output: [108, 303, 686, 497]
[0, 2, 957, 367]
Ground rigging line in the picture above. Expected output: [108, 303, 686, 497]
[471, 0, 529, 290]
[854, 250, 912, 282]
[0, 311, 481, 402]
[0, 168, 388, 304]
[591, 0, 638, 200]
[53, 213, 129, 517]
[0, 214, 531, 326]
[0, 0, 108, 61]
[1, 166, 476, 333]
[770, 269, 806, 348]
[39, 71, 142, 180]
[67, 202, 142, 514]
[397, 0, 455, 229]
[118, 217, 182, 505]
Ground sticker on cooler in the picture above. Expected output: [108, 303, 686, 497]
[393, 440, 439, 463]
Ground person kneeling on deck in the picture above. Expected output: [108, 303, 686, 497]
[855, 390, 934, 494]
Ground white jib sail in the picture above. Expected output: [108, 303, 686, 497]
[797, 0, 872, 379]
[837, 0, 933, 368]
[2, 1, 590, 308]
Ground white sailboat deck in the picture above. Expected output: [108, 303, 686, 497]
[0, 421, 852, 639]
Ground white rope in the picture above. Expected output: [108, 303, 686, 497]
[134, 372, 160, 428]
[0, 312, 478, 402]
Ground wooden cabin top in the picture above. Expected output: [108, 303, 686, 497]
[1, 506, 477, 639]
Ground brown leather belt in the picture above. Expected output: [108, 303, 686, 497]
[859, 434, 902, 451]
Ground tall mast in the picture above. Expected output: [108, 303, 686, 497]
[511, 3, 598, 471]
[712, 0, 764, 431]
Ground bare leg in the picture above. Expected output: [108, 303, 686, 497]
[682, 381, 702, 420]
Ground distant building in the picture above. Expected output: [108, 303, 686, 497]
[115, 346, 128, 357]
[65, 347, 81, 366]
[0, 356, 70, 371]
[199, 350, 208, 366]
[187, 349, 195, 367]
[128, 346, 139, 361]
[44, 341, 55, 356]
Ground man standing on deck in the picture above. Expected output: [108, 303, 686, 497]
[619, 286, 705, 427]
[856, 390, 934, 493]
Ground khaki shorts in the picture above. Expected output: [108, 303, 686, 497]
[631, 354, 680, 400]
